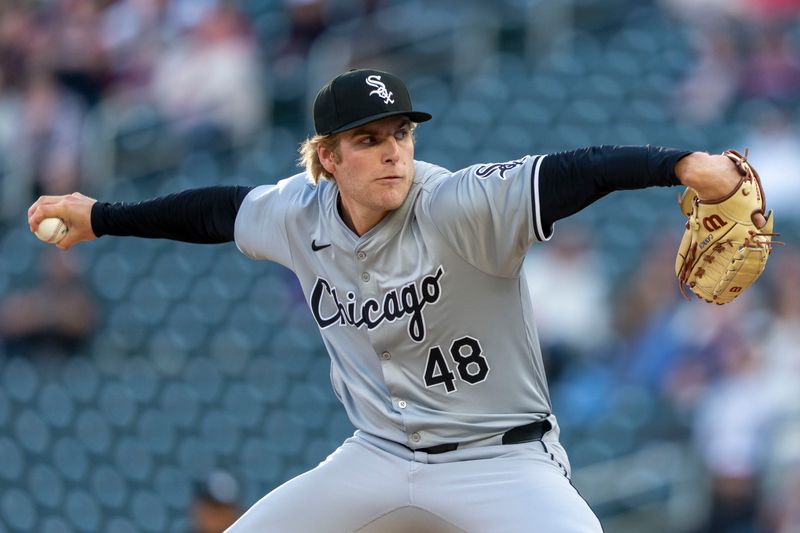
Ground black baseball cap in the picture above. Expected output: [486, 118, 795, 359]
[313, 69, 432, 135]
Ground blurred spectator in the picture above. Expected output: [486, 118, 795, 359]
[659, 0, 748, 21]
[746, 0, 800, 19]
[192, 470, 242, 533]
[740, 26, 800, 102]
[166, 0, 219, 33]
[674, 25, 740, 124]
[151, 4, 265, 148]
[660, 0, 800, 20]
[664, 289, 765, 417]
[737, 105, 800, 218]
[49, 0, 110, 107]
[523, 222, 611, 379]
[100, 0, 170, 97]
[0, 249, 97, 356]
[691, 340, 777, 533]
[0, 4, 33, 93]
[759, 247, 800, 409]
[774, 470, 800, 532]
[281, 0, 329, 56]
[612, 236, 685, 392]
[1, 69, 86, 214]
[762, 421, 800, 533]
[100, 0, 217, 96]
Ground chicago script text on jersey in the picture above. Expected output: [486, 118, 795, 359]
[310, 266, 445, 342]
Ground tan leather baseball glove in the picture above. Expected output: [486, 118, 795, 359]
[675, 149, 778, 304]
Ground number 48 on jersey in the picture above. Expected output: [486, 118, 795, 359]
[424, 336, 490, 393]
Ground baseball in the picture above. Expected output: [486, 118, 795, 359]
[35, 217, 68, 244]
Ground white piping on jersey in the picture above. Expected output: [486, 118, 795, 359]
[532, 155, 551, 242]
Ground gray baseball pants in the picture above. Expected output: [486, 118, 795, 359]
[226, 429, 603, 532]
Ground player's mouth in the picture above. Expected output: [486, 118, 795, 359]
[378, 175, 403, 181]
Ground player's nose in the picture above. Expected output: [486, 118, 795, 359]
[382, 136, 400, 164]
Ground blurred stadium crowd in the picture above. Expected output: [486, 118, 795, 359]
[1, 0, 799, 532]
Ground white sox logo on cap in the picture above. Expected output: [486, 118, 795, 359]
[313, 69, 430, 134]
[366, 75, 394, 105]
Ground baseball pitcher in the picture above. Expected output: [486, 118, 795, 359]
[28, 69, 774, 532]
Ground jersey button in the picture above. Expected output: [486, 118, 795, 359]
[357, 251, 367, 261]
[410, 432, 421, 443]
[380, 351, 391, 360]
[361, 272, 370, 282]
[398, 400, 407, 409]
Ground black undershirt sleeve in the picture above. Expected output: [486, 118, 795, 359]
[90, 185, 254, 243]
[535, 145, 692, 236]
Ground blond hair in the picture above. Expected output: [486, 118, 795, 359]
[298, 133, 341, 185]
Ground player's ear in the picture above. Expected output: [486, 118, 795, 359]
[318, 144, 337, 175]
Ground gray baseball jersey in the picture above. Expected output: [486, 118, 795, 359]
[234, 155, 553, 450]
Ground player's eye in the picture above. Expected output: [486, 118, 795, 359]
[360, 136, 375, 145]
[395, 130, 408, 140]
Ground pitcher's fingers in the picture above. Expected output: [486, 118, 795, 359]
[27, 195, 64, 218]
[29, 203, 63, 230]
[56, 237, 75, 251]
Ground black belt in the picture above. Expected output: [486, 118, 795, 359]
[416, 419, 552, 455]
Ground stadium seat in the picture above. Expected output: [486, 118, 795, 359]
[40, 517, 75, 533]
[62, 357, 100, 402]
[15, 409, 49, 455]
[264, 411, 307, 454]
[154, 465, 193, 510]
[177, 437, 217, 480]
[120, 356, 159, 403]
[129, 278, 171, 325]
[201, 409, 242, 456]
[53, 436, 89, 482]
[146, 331, 190, 377]
[113, 437, 153, 482]
[129, 490, 168, 533]
[137, 408, 176, 456]
[286, 382, 332, 430]
[37, 383, 74, 429]
[0, 227, 39, 277]
[75, 409, 113, 455]
[241, 436, 283, 482]
[2, 357, 39, 402]
[0, 437, 23, 482]
[223, 384, 265, 429]
[106, 517, 139, 533]
[27, 463, 64, 509]
[90, 464, 128, 510]
[1, 488, 36, 531]
[90, 254, 135, 302]
[151, 252, 195, 301]
[184, 356, 223, 404]
[159, 382, 201, 429]
[65, 490, 101, 532]
[243, 356, 290, 405]
[98, 382, 137, 428]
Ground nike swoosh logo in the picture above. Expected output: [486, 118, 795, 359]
[311, 239, 331, 252]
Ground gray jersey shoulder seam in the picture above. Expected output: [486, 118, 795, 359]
[414, 160, 451, 193]
[282, 175, 316, 271]
[422, 174, 522, 281]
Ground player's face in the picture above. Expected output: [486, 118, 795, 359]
[321, 116, 415, 235]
